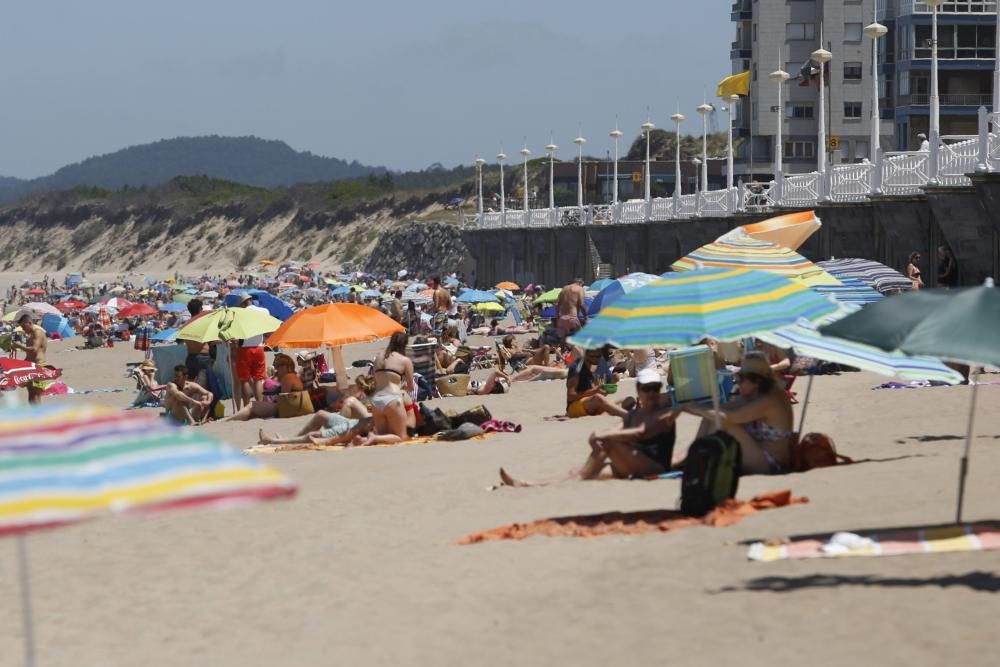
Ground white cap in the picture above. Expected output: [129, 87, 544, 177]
[636, 368, 662, 385]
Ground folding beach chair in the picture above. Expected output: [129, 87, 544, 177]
[667, 345, 728, 406]
[406, 341, 439, 400]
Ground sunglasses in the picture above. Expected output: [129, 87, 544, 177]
[638, 383, 662, 393]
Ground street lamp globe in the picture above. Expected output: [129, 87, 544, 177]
[497, 152, 507, 161]
[475, 158, 486, 167]
[670, 113, 685, 123]
[574, 136, 586, 147]
[545, 143, 558, 154]
[811, 47, 833, 64]
[520, 147, 531, 158]
[609, 129, 623, 140]
[863, 22, 888, 40]
[768, 69, 789, 83]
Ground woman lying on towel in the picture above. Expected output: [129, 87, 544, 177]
[221, 353, 304, 421]
[499, 368, 678, 487]
[681, 352, 795, 475]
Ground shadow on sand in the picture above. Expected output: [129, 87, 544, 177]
[714, 571, 1000, 594]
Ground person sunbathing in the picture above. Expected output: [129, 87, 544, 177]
[500, 369, 677, 486]
[220, 353, 304, 421]
[162, 364, 213, 425]
[681, 352, 795, 475]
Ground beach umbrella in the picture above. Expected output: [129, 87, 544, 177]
[0, 358, 61, 389]
[21, 302, 62, 318]
[100, 297, 133, 310]
[495, 281, 520, 291]
[534, 288, 562, 305]
[820, 280, 1000, 522]
[588, 278, 614, 293]
[116, 303, 158, 318]
[172, 293, 195, 304]
[473, 302, 505, 314]
[405, 282, 429, 292]
[258, 260, 274, 266]
[330, 286, 351, 296]
[108, 286, 126, 295]
[817, 258, 912, 295]
[97, 305, 112, 330]
[223, 290, 294, 321]
[361, 289, 383, 299]
[151, 328, 179, 343]
[266, 303, 404, 349]
[672, 238, 842, 288]
[811, 276, 883, 305]
[177, 307, 282, 344]
[588, 273, 661, 316]
[716, 210, 822, 251]
[159, 302, 188, 313]
[457, 289, 501, 304]
[55, 299, 88, 312]
[569, 268, 840, 350]
[25, 288, 45, 297]
[200, 290, 219, 299]
[0, 404, 296, 665]
[444, 277, 461, 288]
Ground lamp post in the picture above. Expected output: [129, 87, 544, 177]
[692, 156, 702, 216]
[726, 94, 739, 190]
[520, 147, 531, 216]
[497, 152, 507, 228]
[546, 143, 557, 211]
[574, 135, 586, 213]
[475, 157, 486, 225]
[927, 0, 945, 186]
[696, 103, 713, 194]
[994, 3, 1000, 117]
[671, 112, 684, 217]
[864, 19, 888, 194]
[609, 127, 623, 205]
[769, 62, 790, 200]
[641, 121, 655, 202]
[812, 38, 833, 176]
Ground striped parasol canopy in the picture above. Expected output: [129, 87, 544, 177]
[811, 276, 884, 305]
[672, 238, 841, 288]
[0, 404, 296, 536]
[817, 258, 912, 295]
[716, 211, 822, 251]
[756, 320, 964, 384]
[568, 268, 840, 349]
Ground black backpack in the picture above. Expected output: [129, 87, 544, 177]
[680, 431, 742, 517]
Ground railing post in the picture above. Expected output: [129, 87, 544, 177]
[774, 170, 784, 208]
[976, 106, 990, 174]
[645, 198, 652, 222]
[821, 168, 832, 203]
[871, 148, 884, 195]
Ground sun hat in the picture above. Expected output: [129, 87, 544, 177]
[239, 292, 254, 304]
[917, 132, 927, 139]
[738, 353, 774, 380]
[295, 350, 319, 364]
[636, 368, 662, 386]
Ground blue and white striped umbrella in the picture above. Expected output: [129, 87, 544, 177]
[818, 258, 912, 295]
[812, 276, 884, 305]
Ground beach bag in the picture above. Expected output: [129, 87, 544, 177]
[435, 374, 471, 397]
[416, 404, 452, 436]
[451, 404, 492, 427]
[276, 390, 315, 418]
[680, 431, 741, 517]
[792, 433, 851, 472]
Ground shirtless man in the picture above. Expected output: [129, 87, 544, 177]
[182, 298, 212, 389]
[555, 278, 587, 339]
[428, 276, 452, 333]
[12, 312, 49, 404]
[163, 365, 214, 425]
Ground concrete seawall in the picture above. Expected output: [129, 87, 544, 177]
[462, 174, 1000, 289]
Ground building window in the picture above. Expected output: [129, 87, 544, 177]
[785, 102, 815, 119]
[786, 23, 816, 41]
[784, 141, 816, 159]
[914, 23, 997, 59]
[855, 140, 870, 160]
[753, 24, 757, 42]
[913, 1, 999, 13]
[844, 23, 863, 42]
[844, 61, 863, 80]
[844, 101, 863, 118]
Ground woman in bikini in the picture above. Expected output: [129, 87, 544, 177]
[682, 352, 795, 475]
[907, 251, 924, 290]
[354, 331, 414, 446]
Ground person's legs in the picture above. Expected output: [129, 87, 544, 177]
[583, 394, 627, 418]
[26, 384, 41, 404]
[295, 411, 334, 436]
[603, 442, 666, 478]
[720, 422, 773, 475]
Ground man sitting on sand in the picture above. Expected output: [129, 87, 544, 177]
[555, 278, 587, 339]
[163, 364, 214, 425]
[500, 368, 678, 486]
[565, 346, 627, 418]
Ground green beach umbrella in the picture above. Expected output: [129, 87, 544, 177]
[534, 288, 562, 305]
[821, 279, 1000, 523]
[173, 293, 194, 304]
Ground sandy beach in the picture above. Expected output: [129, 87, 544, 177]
[0, 308, 997, 667]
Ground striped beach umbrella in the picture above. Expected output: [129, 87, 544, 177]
[672, 238, 841, 288]
[817, 258, 912, 295]
[588, 273, 661, 316]
[811, 276, 884, 305]
[569, 268, 840, 349]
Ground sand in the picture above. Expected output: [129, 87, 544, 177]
[1, 284, 998, 666]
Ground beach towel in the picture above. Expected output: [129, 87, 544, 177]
[747, 522, 1000, 562]
[457, 489, 808, 544]
[245, 432, 496, 454]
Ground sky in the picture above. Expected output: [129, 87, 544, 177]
[0, 0, 732, 178]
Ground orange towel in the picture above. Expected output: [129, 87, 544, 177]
[457, 490, 808, 544]
[247, 433, 494, 454]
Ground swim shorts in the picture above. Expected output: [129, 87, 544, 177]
[566, 397, 590, 418]
[557, 315, 582, 338]
[236, 346, 267, 382]
[319, 413, 360, 439]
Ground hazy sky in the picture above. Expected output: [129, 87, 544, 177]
[0, 0, 732, 178]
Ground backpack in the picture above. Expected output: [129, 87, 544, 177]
[680, 431, 742, 517]
[792, 433, 851, 472]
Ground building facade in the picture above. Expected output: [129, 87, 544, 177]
[731, 0, 895, 177]
[878, 0, 998, 149]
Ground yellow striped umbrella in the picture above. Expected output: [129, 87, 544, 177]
[672, 237, 841, 288]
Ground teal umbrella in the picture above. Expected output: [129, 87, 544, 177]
[820, 279, 1000, 523]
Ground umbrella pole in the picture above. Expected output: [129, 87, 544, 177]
[796, 375, 814, 436]
[16, 535, 37, 667]
[710, 368, 722, 432]
[955, 373, 980, 525]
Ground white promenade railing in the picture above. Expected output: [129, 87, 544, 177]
[463, 106, 1000, 228]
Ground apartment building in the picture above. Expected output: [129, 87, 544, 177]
[731, 0, 895, 177]
[878, 0, 998, 149]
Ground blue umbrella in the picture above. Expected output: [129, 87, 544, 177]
[444, 277, 461, 287]
[159, 303, 188, 313]
[330, 286, 351, 296]
[361, 289, 382, 299]
[588, 278, 614, 292]
[152, 328, 180, 342]
[223, 290, 294, 321]
[457, 290, 501, 304]
[588, 273, 661, 316]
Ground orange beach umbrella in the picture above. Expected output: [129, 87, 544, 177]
[265, 303, 404, 349]
[495, 281, 520, 291]
[718, 210, 821, 251]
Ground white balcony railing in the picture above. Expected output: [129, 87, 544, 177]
[829, 163, 874, 202]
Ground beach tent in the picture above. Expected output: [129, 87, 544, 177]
[223, 290, 294, 321]
[40, 313, 76, 339]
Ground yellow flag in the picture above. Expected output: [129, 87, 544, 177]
[716, 71, 751, 98]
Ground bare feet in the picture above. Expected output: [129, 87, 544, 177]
[258, 429, 275, 445]
[308, 434, 333, 447]
[499, 467, 534, 488]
